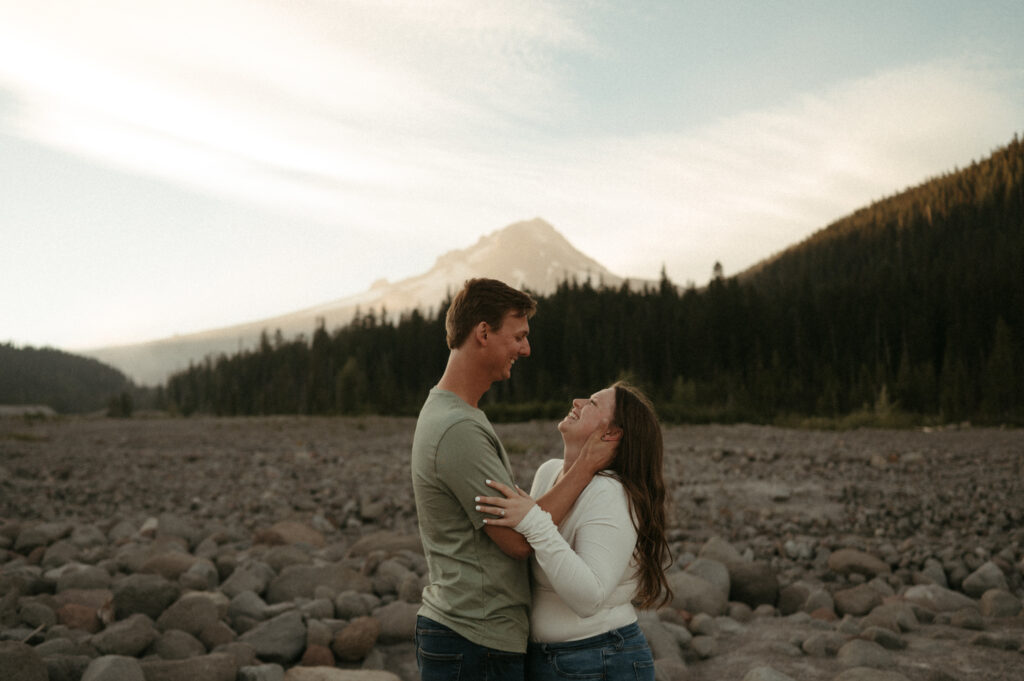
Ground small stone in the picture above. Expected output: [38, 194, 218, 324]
[742, 666, 797, 681]
[238, 665, 285, 681]
[254, 521, 325, 548]
[961, 561, 1009, 598]
[860, 626, 905, 650]
[55, 602, 101, 634]
[690, 634, 716, 658]
[200, 620, 238, 649]
[331, 616, 380, 662]
[727, 561, 778, 608]
[373, 601, 418, 644]
[667, 572, 727, 615]
[0, 640, 48, 681]
[903, 584, 977, 613]
[283, 669, 402, 681]
[152, 629, 207, 659]
[801, 631, 845, 657]
[698, 536, 745, 564]
[112, 573, 182, 620]
[979, 588, 1022, 617]
[90, 613, 159, 657]
[836, 639, 893, 668]
[81, 655, 145, 681]
[949, 608, 984, 630]
[833, 668, 911, 681]
[139, 552, 198, 581]
[156, 593, 221, 636]
[45, 653, 92, 681]
[834, 583, 884, 616]
[220, 561, 276, 600]
[828, 549, 890, 578]
[684, 558, 730, 599]
[299, 644, 334, 667]
[969, 632, 1020, 650]
[139, 652, 238, 681]
[238, 610, 307, 665]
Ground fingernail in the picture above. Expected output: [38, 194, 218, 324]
[474, 496, 480, 502]
[485, 479, 492, 484]
[475, 505, 481, 511]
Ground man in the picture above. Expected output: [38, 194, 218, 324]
[411, 278, 616, 680]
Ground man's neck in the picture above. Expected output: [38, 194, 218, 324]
[437, 353, 490, 408]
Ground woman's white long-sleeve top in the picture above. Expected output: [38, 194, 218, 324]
[515, 458, 639, 642]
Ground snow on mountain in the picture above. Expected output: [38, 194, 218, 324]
[82, 218, 634, 384]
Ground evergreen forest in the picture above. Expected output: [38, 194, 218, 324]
[155, 134, 1021, 425]
[0, 344, 135, 415]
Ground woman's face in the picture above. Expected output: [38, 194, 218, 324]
[557, 387, 616, 445]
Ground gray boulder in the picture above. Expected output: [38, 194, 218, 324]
[112, 573, 181, 620]
[668, 572, 727, 615]
[903, 584, 978, 613]
[238, 610, 306, 664]
[961, 561, 1009, 598]
[373, 600, 419, 643]
[684, 558, 730, 599]
[0, 640, 48, 681]
[979, 588, 1022, 617]
[140, 652, 238, 681]
[152, 629, 207, 659]
[91, 613, 159, 657]
[727, 561, 778, 607]
[157, 592, 220, 636]
[827, 548, 890, 578]
[742, 667, 796, 681]
[81, 655, 145, 681]
[836, 639, 894, 668]
[267, 564, 372, 604]
[834, 583, 885, 617]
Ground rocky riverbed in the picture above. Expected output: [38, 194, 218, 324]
[1, 415, 1022, 681]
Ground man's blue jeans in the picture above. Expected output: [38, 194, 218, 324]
[415, 615, 525, 681]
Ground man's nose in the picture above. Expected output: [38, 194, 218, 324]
[520, 339, 531, 356]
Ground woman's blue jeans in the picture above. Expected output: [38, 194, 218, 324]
[526, 621, 655, 680]
[415, 615, 526, 681]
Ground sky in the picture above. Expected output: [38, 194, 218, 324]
[2, 1, 1022, 350]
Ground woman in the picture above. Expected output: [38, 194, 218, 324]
[475, 381, 672, 680]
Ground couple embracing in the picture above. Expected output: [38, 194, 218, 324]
[411, 278, 673, 681]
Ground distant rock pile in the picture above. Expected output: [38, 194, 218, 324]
[1, 516, 424, 681]
[1, 417, 1022, 680]
[2, 513, 1021, 681]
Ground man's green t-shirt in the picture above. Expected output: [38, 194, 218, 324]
[410, 387, 531, 652]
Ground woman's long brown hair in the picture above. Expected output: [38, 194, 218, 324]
[606, 381, 673, 609]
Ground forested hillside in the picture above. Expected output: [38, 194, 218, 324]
[0, 344, 135, 414]
[166, 135, 1024, 424]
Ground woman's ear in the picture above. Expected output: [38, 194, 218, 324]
[600, 425, 623, 442]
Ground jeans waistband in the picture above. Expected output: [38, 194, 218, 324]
[529, 621, 642, 652]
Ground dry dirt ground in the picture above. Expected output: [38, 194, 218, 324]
[2, 415, 1022, 680]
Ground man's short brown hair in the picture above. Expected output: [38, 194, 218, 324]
[445, 278, 537, 349]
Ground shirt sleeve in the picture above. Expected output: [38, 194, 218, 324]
[435, 420, 516, 530]
[515, 478, 638, 618]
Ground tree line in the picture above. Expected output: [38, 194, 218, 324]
[166, 135, 1023, 425]
[0, 343, 135, 415]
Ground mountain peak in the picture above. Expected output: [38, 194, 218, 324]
[83, 218, 632, 384]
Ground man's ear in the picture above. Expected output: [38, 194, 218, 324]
[601, 425, 623, 442]
[474, 322, 489, 345]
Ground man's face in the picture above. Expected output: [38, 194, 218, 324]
[485, 311, 531, 381]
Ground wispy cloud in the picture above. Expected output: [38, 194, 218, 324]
[1, 2, 1021, 347]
